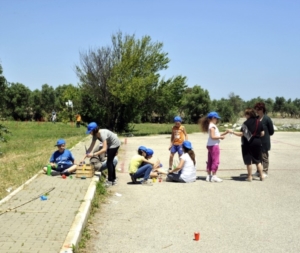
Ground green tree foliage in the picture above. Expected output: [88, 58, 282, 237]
[4, 82, 31, 120]
[151, 76, 187, 122]
[55, 84, 82, 122]
[41, 84, 56, 117]
[181, 85, 211, 123]
[211, 99, 235, 123]
[29, 89, 43, 120]
[0, 64, 7, 112]
[273, 96, 286, 116]
[228, 92, 244, 115]
[76, 31, 182, 131]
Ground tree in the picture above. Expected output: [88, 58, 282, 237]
[228, 92, 244, 115]
[4, 82, 31, 120]
[41, 84, 56, 118]
[0, 64, 8, 114]
[76, 31, 180, 132]
[181, 85, 211, 123]
[211, 98, 236, 123]
[273, 96, 286, 117]
[0, 64, 10, 148]
[151, 76, 187, 122]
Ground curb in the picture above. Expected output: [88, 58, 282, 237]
[59, 175, 99, 253]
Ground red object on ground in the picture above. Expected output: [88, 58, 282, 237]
[62, 175, 66, 179]
[194, 232, 200, 241]
[159, 177, 162, 183]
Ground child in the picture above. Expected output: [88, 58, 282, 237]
[199, 112, 228, 182]
[144, 148, 167, 179]
[129, 146, 154, 186]
[168, 116, 188, 171]
[167, 141, 196, 183]
[43, 139, 77, 176]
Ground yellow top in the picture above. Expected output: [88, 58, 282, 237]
[129, 155, 144, 174]
[76, 114, 81, 122]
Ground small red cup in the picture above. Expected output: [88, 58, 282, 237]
[62, 174, 66, 179]
[194, 232, 200, 241]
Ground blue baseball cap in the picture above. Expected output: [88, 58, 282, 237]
[55, 139, 66, 146]
[138, 146, 147, 152]
[207, 112, 221, 119]
[86, 122, 98, 134]
[174, 116, 182, 122]
[146, 148, 154, 156]
[182, 140, 192, 149]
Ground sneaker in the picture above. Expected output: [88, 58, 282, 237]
[61, 170, 70, 176]
[211, 176, 223, 183]
[130, 173, 137, 184]
[252, 171, 260, 177]
[141, 180, 153, 186]
[263, 173, 268, 178]
[206, 175, 211, 182]
[104, 181, 113, 187]
[51, 171, 61, 176]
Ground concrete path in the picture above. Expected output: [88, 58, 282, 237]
[1, 131, 300, 253]
[85, 132, 300, 253]
[0, 136, 97, 253]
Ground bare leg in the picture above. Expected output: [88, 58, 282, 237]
[169, 153, 175, 168]
[246, 165, 252, 181]
[256, 163, 264, 181]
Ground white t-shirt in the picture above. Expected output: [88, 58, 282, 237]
[207, 123, 220, 146]
[179, 153, 196, 183]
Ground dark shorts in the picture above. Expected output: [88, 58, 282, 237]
[54, 164, 73, 172]
[170, 145, 183, 155]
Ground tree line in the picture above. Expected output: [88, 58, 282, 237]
[1, 32, 300, 134]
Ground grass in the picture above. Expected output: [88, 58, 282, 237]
[0, 121, 86, 199]
[126, 123, 201, 136]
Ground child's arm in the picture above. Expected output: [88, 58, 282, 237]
[169, 158, 184, 173]
[183, 126, 188, 140]
[210, 127, 225, 140]
[228, 129, 243, 137]
[142, 157, 155, 166]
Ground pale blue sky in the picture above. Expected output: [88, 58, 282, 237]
[1, 0, 299, 101]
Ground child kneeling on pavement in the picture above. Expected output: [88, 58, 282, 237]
[43, 139, 77, 176]
[167, 141, 196, 183]
[129, 146, 154, 185]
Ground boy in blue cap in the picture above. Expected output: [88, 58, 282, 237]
[168, 116, 188, 171]
[43, 139, 77, 176]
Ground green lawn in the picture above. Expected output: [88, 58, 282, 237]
[0, 121, 86, 199]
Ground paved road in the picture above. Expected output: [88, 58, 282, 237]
[85, 132, 300, 253]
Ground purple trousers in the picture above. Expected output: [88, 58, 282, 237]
[206, 145, 220, 173]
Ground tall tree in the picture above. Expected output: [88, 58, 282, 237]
[181, 85, 211, 123]
[41, 84, 56, 116]
[76, 31, 179, 132]
[0, 64, 7, 113]
[4, 82, 31, 120]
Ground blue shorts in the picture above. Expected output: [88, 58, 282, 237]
[54, 164, 73, 172]
[170, 145, 183, 155]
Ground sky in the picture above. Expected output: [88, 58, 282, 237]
[1, 0, 299, 101]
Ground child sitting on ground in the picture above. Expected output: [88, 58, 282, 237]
[43, 139, 77, 176]
[129, 146, 154, 186]
[144, 148, 168, 179]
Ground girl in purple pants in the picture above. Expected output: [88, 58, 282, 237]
[199, 112, 229, 182]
